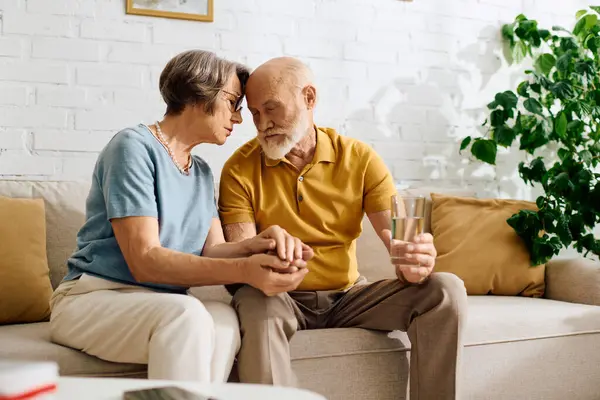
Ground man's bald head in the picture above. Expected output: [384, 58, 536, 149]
[245, 57, 318, 160]
[248, 57, 314, 92]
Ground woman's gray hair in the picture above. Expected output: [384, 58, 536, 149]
[159, 50, 250, 116]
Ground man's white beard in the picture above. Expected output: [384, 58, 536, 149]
[259, 114, 311, 160]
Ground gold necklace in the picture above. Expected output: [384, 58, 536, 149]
[155, 121, 191, 175]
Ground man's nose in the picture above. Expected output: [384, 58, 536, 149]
[256, 115, 273, 132]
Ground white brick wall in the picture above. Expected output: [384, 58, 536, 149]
[0, 0, 594, 198]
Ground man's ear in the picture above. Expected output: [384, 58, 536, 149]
[302, 85, 317, 110]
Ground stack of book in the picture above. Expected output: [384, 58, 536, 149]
[0, 361, 58, 399]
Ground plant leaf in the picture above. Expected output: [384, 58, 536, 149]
[501, 23, 514, 42]
[471, 138, 497, 165]
[517, 81, 530, 97]
[550, 81, 575, 99]
[577, 9, 588, 19]
[538, 29, 551, 40]
[556, 213, 573, 247]
[580, 150, 593, 165]
[573, 14, 598, 37]
[520, 125, 549, 153]
[535, 53, 556, 75]
[555, 112, 567, 139]
[536, 196, 545, 209]
[579, 102, 593, 116]
[591, 6, 600, 13]
[459, 136, 471, 152]
[552, 172, 575, 195]
[556, 51, 572, 73]
[519, 114, 538, 131]
[558, 147, 570, 161]
[524, 98, 544, 115]
[574, 15, 588, 36]
[513, 41, 528, 63]
[585, 14, 598, 29]
[495, 91, 518, 110]
[490, 109, 507, 126]
[494, 125, 517, 147]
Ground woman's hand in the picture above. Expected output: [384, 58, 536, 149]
[242, 253, 309, 296]
[245, 225, 313, 264]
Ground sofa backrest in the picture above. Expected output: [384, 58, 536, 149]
[0, 180, 474, 290]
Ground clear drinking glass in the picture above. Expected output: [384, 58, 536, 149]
[390, 195, 426, 265]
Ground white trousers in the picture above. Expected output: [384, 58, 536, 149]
[49, 274, 240, 383]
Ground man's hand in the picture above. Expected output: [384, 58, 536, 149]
[384, 231, 437, 284]
[243, 253, 309, 296]
[244, 225, 313, 264]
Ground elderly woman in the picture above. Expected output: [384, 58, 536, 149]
[48, 50, 310, 383]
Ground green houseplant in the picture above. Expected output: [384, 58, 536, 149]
[460, 7, 600, 266]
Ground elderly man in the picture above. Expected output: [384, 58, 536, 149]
[218, 57, 468, 399]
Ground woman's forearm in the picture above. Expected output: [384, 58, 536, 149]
[201, 240, 252, 258]
[133, 246, 248, 287]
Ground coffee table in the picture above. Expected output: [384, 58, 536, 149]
[56, 377, 326, 400]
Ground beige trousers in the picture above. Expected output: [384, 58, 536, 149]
[49, 274, 240, 383]
[232, 272, 468, 400]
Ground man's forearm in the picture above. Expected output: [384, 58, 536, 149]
[367, 209, 393, 252]
[223, 222, 258, 243]
[133, 246, 247, 287]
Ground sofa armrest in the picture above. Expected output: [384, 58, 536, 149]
[545, 257, 600, 306]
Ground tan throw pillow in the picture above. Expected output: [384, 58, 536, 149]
[431, 193, 545, 297]
[0, 196, 53, 324]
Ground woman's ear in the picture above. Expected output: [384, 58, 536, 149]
[303, 85, 317, 110]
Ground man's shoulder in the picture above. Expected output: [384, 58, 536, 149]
[222, 137, 261, 174]
[319, 126, 375, 159]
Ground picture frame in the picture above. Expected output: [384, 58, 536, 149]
[126, 0, 214, 22]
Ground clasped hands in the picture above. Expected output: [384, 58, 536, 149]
[242, 225, 314, 296]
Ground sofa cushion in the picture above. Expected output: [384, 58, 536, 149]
[0, 196, 54, 324]
[431, 193, 545, 297]
[293, 295, 600, 359]
[398, 186, 477, 234]
[0, 322, 146, 378]
[0, 180, 91, 289]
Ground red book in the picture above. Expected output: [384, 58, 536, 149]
[0, 361, 58, 400]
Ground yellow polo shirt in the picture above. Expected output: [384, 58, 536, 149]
[218, 126, 396, 291]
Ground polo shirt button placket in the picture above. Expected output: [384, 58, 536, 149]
[298, 176, 304, 203]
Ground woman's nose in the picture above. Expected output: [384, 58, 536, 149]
[232, 109, 243, 124]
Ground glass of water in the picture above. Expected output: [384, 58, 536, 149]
[390, 194, 426, 265]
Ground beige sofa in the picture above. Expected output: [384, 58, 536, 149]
[1, 179, 600, 400]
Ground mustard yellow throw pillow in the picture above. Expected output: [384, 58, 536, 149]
[431, 193, 545, 297]
[0, 196, 53, 324]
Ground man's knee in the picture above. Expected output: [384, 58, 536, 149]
[232, 285, 296, 323]
[427, 272, 468, 314]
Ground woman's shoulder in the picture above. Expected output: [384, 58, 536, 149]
[105, 124, 154, 151]
[191, 154, 214, 177]
[100, 125, 156, 159]
[95, 124, 157, 171]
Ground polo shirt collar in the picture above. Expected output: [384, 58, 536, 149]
[264, 126, 336, 167]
